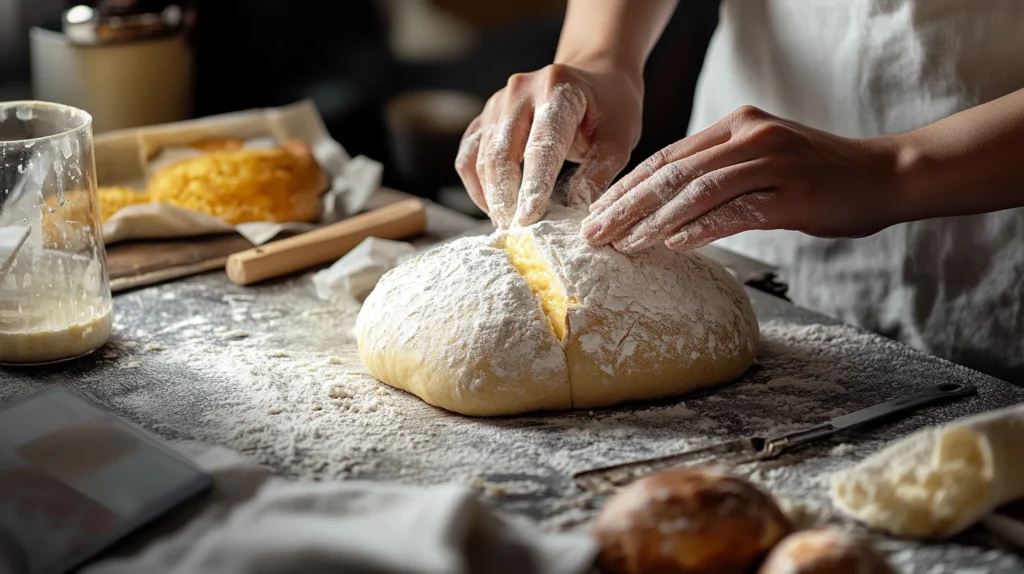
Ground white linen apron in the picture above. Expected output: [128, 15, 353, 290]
[688, 0, 1024, 382]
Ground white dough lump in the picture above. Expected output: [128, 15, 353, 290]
[355, 207, 759, 416]
[832, 403, 1024, 539]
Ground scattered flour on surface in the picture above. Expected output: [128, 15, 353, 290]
[59, 274, 1019, 574]
[830, 443, 857, 457]
[765, 376, 846, 393]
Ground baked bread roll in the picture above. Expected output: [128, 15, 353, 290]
[356, 207, 758, 416]
[832, 403, 1024, 539]
[757, 529, 896, 574]
[593, 467, 791, 574]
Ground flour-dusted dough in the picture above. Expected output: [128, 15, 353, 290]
[831, 403, 1024, 539]
[356, 208, 759, 416]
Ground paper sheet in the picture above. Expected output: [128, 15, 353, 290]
[312, 237, 417, 301]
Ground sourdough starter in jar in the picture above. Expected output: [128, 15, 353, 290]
[0, 101, 113, 365]
[0, 250, 112, 364]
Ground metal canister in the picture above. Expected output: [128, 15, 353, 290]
[30, 1, 195, 133]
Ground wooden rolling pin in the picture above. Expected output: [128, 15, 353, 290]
[226, 198, 427, 285]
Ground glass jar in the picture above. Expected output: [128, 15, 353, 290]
[0, 101, 113, 365]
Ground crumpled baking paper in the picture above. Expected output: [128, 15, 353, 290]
[312, 237, 417, 301]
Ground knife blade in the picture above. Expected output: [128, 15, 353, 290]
[573, 382, 977, 493]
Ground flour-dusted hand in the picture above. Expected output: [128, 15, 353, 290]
[454, 0, 682, 229]
[580, 106, 903, 252]
[455, 65, 641, 229]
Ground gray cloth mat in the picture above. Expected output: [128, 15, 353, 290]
[84, 442, 596, 574]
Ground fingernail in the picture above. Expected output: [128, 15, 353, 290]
[580, 218, 604, 242]
[613, 234, 655, 254]
[665, 230, 692, 251]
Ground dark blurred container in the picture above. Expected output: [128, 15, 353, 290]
[384, 90, 483, 199]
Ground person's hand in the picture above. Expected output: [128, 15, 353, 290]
[455, 62, 644, 229]
[580, 106, 903, 252]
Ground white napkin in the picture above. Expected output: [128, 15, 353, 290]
[84, 443, 596, 574]
[312, 237, 416, 301]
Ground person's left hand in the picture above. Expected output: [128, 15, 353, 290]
[579, 105, 904, 253]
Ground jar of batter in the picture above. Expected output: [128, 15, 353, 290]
[0, 101, 112, 365]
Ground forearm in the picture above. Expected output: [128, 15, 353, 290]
[890, 88, 1024, 221]
[554, 0, 678, 80]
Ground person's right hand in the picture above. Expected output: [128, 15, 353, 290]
[455, 62, 644, 229]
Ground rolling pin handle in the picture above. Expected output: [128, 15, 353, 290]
[225, 198, 427, 286]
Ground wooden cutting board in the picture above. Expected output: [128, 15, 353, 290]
[106, 234, 256, 293]
[103, 189, 432, 293]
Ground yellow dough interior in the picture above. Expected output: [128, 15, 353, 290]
[502, 232, 574, 341]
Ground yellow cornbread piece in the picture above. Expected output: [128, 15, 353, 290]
[145, 138, 326, 225]
[43, 187, 148, 227]
[97, 186, 149, 221]
[502, 232, 575, 341]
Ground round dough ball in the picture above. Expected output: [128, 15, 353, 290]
[593, 467, 791, 574]
[757, 529, 896, 574]
[356, 207, 758, 416]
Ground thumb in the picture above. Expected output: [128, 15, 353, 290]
[565, 145, 631, 210]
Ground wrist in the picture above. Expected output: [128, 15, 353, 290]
[554, 50, 644, 88]
[866, 132, 932, 226]
[555, 0, 674, 93]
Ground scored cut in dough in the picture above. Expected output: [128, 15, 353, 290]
[501, 232, 575, 341]
[357, 237, 572, 416]
[831, 403, 1024, 539]
[356, 207, 759, 416]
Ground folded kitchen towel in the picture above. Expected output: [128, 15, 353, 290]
[85, 443, 596, 574]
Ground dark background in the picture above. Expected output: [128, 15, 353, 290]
[0, 0, 721, 211]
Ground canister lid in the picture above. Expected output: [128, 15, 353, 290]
[61, 1, 191, 46]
